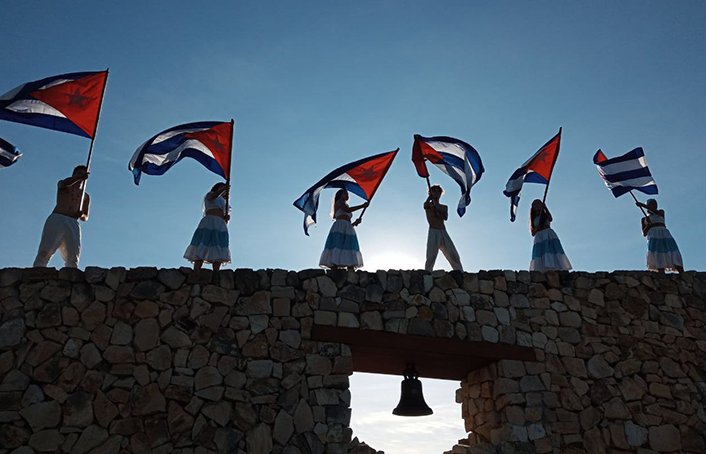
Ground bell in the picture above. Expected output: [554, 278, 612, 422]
[392, 364, 433, 416]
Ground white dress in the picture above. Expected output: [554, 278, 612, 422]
[530, 216, 572, 271]
[645, 213, 683, 271]
[319, 208, 363, 269]
[184, 195, 231, 264]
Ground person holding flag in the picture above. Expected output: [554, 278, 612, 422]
[424, 185, 463, 271]
[411, 135, 481, 272]
[635, 199, 684, 273]
[528, 199, 571, 271]
[592, 147, 682, 272]
[33, 165, 90, 268]
[129, 119, 235, 269]
[504, 128, 571, 270]
[293, 149, 398, 269]
[319, 189, 369, 270]
[0, 70, 109, 268]
[184, 182, 231, 271]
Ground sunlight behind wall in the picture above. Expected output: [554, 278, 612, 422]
[363, 251, 424, 272]
[350, 372, 468, 453]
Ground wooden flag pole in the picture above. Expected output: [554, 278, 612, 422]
[80, 68, 109, 212]
[224, 119, 235, 223]
[425, 176, 440, 211]
[541, 127, 562, 206]
[629, 190, 649, 217]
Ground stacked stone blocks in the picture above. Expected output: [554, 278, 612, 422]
[0, 267, 704, 454]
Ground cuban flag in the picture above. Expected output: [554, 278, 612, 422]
[0, 137, 22, 169]
[293, 149, 398, 235]
[412, 135, 485, 217]
[0, 71, 107, 138]
[503, 129, 561, 222]
[129, 121, 233, 185]
[593, 148, 658, 197]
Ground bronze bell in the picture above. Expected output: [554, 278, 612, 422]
[392, 364, 433, 416]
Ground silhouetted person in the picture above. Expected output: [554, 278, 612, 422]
[636, 198, 684, 273]
[424, 185, 462, 271]
[529, 199, 571, 271]
[184, 182, 231, 271]
[34, 165, 90, 268]
[319, 189, 367, 270]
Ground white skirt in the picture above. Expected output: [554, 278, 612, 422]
[184, 215, 231, 264]
[319, 219, 363, 269]
[647, 226, 683, 271]
[530, 228, 572, 271]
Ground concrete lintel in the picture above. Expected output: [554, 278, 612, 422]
[311, 325, 537, 380]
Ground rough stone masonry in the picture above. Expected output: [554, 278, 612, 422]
[0, 267, 704, 453]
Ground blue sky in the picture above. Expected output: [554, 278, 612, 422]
[1, 1, 705, 451]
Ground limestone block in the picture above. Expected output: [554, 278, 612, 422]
[72, 424, 108, 454]
[161, 327, 191, 348]
[587, 355, 614, 379]
[19, 400, 61, 430]
[246, 423, 273, 453]
[624, 421, 648, 447]
[0, 318, 25, 347]
[649, 424, 681, 452]
[194, 366, 223, 390]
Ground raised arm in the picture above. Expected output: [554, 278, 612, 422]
[58, 171, 89, 189]
[205, 184, 229, 201]
[348, 201, 369, 213]
[423, 197, 433, 209]
[635, 201, 663, 216]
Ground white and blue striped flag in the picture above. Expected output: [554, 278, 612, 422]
[0, 137, 21, 169]
[593, 147, 658, 197]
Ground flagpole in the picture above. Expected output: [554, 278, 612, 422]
[541, 127, 562, 205]
[80, 68, 109, 211]
[629, 190, 648, 217]
[224, 119, 235, 223]
[354, 148, 399, 224]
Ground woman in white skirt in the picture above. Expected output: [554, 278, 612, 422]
[529, 199, 572, 271]
[637, 199, 684, 273]
[319, 189, 368, 270]
[184, 182, 231, 271]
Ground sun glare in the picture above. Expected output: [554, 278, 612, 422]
[363, 251, 424, 271]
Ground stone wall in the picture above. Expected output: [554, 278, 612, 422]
[0, 267, 704, 454]
[454, 271, 706, 454]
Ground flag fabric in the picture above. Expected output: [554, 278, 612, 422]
[0, 137, 22, 168]
[129, 121, 233, 185]
[593, 148, 658, 198]
[0, 71, 107, 138]
[412, 134, 485, 217]
[293, 149, 398, 235]
[503, 129, 562, 221]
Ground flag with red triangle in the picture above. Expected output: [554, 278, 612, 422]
[0, 71, 108, 138]
[293, 149, 398, 235]
[128, 121, 234, 185]
[503, 128, 562, 221]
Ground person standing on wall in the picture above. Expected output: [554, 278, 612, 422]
[637, 199, 684, 273]
[319, 188, 368, 270]
[528, 199, 571, 271]
[424, 185, 463, 272]
[184, 182, 232, 271]
[33, 165, 90, 268]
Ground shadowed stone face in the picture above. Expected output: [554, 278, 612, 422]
[0, 267, 703, 453]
